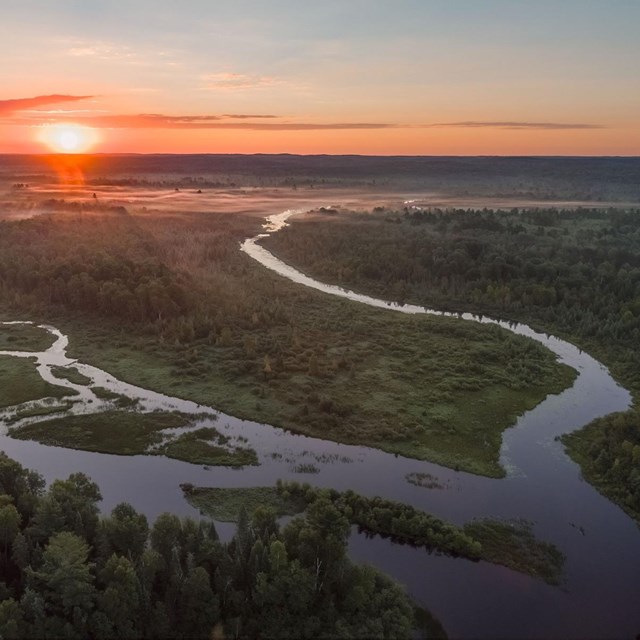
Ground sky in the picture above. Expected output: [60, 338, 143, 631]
[0, 0, 639, 155]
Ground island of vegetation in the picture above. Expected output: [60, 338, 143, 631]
[0, 323, 55, 353]
[50, 365, 92, 386]
[8, 412, 258, 467]
[0, 452, 432, 639]
[183, 481, 565, 586]
[0, 211, 575, 477]
[0, 356, 77, 409]
[262, 206, 640, 522]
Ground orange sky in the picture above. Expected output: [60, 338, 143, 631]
[1, 2, 639, 155]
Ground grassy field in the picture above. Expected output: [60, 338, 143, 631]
[9, 411, 258, 466]
[182, 486, 306, 521]
[56, 301, 575, 478]
[0, 355, 77, 408]
[0, 323, 54, 352]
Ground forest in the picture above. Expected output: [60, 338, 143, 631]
[0, 208, 573, 477]
[263, 206, 640, 520]
[0, 452, 421, 639]
[277, 482, 564, 584]
[185, 482, 565, 586]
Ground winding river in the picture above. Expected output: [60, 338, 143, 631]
[0, 207, 638, 638]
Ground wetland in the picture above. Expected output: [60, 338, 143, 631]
[0, 154, 638, 638]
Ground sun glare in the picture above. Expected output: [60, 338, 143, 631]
[39, 124, 99, 154]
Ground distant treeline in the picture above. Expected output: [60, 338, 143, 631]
[0, 453, 417, 639]
[2, 156, 640, 199]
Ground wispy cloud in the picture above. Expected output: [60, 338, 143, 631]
[62, 39, 180, 68]
[0, 94, 93, 115]
[10, 111, 394, 130]
[429, 121, 604, 130]
[200, 73, 286, 91]
[222, 114, 279, 119]
[1, 98, 604, 134]
[68, 42, 133, 60]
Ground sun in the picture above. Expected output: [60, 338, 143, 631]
[38, 124, 99, 154]
[58, 129, 80, 152]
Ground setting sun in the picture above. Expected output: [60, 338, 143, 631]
[38, 124, 99, 153]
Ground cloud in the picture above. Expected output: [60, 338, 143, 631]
[61, 38, 181, 69]
[67, 41, 133, 60]
[0, 95, 93, 115]
[2, 101, 603, 134]
[429, 121, 604, 130]
[222, 114, 279, 119]
[16, 111, 394, 131]
[200, 73, 285, 91]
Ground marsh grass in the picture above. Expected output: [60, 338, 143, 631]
[6, 401, 74, 424]
[160, 427, 258, 467]
[182, 486, 306, 522]
[51, 365, 92, 386]
[91, 386, 123, 401]
[290, 462, 320, 474]
[0, 356, 77, 408]
[59, 304, 573, 477]
[9, 410, 190, 455]
[405, 472, 446, 490]
[9, 410, 258, 467]
[0, 323, 54, 352]
[463, 518, 565, 586]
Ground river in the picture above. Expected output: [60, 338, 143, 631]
[0, 207, 638, 638]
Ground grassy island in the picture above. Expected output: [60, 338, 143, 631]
[0, 355, 76, 408]
[9, 411, 258, 467]
[0, 322, 55, 352]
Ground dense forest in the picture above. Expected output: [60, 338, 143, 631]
[263, 206, 640, 520]
[0, 212, 191, 325]
[0, 453, 420, 639]
[273, 482, 564, 585]
[185, 482, 564, 586]
[0, 208, 572, 476]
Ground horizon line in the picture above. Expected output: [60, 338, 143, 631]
[1, 152, 639, 159]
